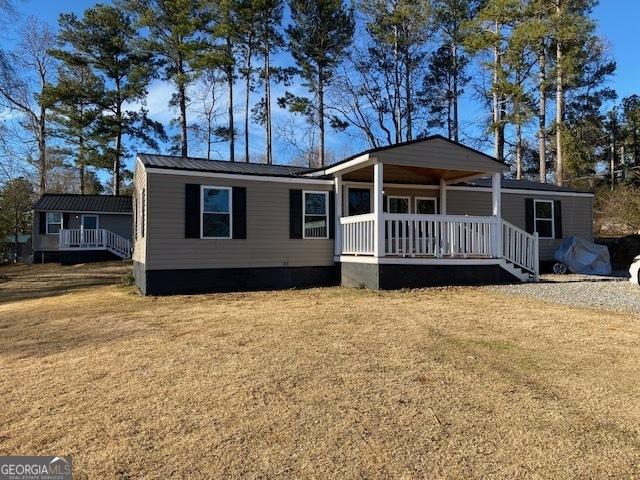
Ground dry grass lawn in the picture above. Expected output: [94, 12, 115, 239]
[1, 262, 639, 479]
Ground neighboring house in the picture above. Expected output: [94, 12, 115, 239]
[2, 233, 32, 262]
[32, 194, 133, 264]
[132, 136, 594, 295]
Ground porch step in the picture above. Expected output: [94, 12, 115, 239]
[499, 259, 533, 283]
[106, 245, 131, 259]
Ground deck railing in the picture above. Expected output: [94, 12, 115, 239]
[59, 229, 131, 258]
[339, 213, 539, 278]
[340, 213, 375, 255]
[384, 214, 495, 258]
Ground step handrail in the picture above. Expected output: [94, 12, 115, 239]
[500, 219, 539, 280]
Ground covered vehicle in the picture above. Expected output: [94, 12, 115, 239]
[554, 236, 612, 275]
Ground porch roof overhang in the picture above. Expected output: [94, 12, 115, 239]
[306, 135, 509, 181]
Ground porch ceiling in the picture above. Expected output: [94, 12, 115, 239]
[343, 164, 488, 184]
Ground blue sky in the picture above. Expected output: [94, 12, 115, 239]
[3, 0, 640, 175]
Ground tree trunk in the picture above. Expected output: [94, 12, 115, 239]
[516, 122, 523, 180]
[610, 133, 616, 191]
[38, 104, 46, 194]
[265, 48, 273, 165]
[538, 46, 547, 183]
[447, 97, 452, 140]
[244, 40, 252, 163]
[318, 65, 325, 168]
[492, 24, 504, 162]
[452, 43, 459, 142]
[226, 33, 235, 163]
[79, 136, 85, 195]
[404, 46, 412, 141]
[178, 55, 188, 158]
[113, 98, 122, 195]
[555, 3, 564, 186]
[393, 26, 401, 143]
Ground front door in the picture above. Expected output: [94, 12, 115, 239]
[81, 214, 98, 230]
[81, 215, 99, 245]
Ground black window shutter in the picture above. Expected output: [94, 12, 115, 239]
[289, 189, 303, 239]
[554, 200, 563, 239]
[185, 183, 200, 238]
[232, 187, 247, 239]
[63, 213, 70, 229]
[38, 212, 46, 234]
[383, 195, 388, 213]
[525, 198, 534, 234]
[328, 191, 335, 239]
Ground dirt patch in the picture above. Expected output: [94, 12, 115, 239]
[1, 264, 639, 479]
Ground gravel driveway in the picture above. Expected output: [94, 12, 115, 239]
[486, 274, 640, 315]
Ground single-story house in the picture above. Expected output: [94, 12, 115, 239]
[2, 233, 32, 262]
[132, 135, 594, 295]
[32, 194, 133, 264]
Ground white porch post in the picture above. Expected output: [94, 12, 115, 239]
[334, 175, 342, 256]
[439, 179, 447, 215]
[492, 172, 502, 258]
[374, 162, 384, 257]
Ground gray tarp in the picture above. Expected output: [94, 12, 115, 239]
[554, 236, 612, 275]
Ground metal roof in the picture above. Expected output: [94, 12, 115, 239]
[137, 150, 589, 194]
[457, 177, 592, 194]
[33, 194, 133, 213]
[138, 153, 313, 177]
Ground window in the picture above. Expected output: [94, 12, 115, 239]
[348, 188, 371, 216]
[387, 196, 410, 214]
[534, 199, 554, 238]
[415, 197, 437, 215]
[201, 186, 232, 239]
[46, 212, 62, 234]
[303, 191, 328, 239]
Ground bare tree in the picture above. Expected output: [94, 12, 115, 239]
[189, 72, 225, 160]
[0, 18, 56, 193]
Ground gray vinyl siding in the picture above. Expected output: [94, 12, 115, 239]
[375, 137, 508, 173]
[145, 172, 335, 270]
[447, 189, 593, 260]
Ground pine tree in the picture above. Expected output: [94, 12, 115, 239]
[420, 45, 470, 139]
[129, 0, 207, 158]
[465, 0, 521, 163]
[55, 4, 165, 194]
[44, 64, 106, 194]
[362, 0, 431, 143]
[622, 95, 640, 166]
[283, 0, 355, 167]
[253, 0, 285, 165]
[432, 0, 481, 142]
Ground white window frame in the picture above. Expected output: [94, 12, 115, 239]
[302, 190, 329, 239]
[46, 212, 63, 235]
[414, 197, 438, 215]
[386, 195, 411, 214]
[81, 214, 99, 230]
[200, 185, 233, 239]
[533, 199, 555, 239]
[346, 186, 372, 216]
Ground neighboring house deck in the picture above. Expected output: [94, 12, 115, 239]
[32, 194, 133, 264]
[132, 136, 594, 295]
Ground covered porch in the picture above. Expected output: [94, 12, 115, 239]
[316, 137, 540, 283]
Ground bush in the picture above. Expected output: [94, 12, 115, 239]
[120, 271, 135, 287]
[594, 185, 640, 236]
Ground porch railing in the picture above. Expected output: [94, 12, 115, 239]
[339, 213, 539, 278]
[340, 213, 375, 255]
[384, 214, 495, 258]
[59, 228, 131, 258]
